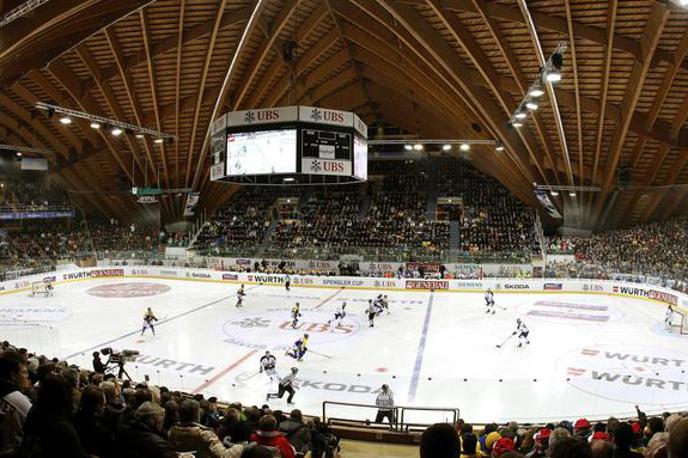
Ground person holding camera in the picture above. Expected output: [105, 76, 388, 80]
[374, 384, 395, 429]
[92, 352, 105, 374]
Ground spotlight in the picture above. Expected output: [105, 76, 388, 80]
[111, 127, 123, 136]
[404, 144, 412, 151]
[528, 86, 545, 98]
[511, 120, 523, 128]
[15, 152, 22, 158]
[569, 191, 576, 197]
[413, 143, 423, 151]
[495, 141, 505, 152]
[545, 68, 562, 82]
[550, 191, 559, 196]
[514, 110, 527, 120]
[154, 138, 164, 144]
[90, 122, 101, 129]
[0, 183, 4, 188]
[460, 143, 470, 152]
[135, 134, 144, 139]
[59, 116, 72, 125]
[526, 100, 539, 111]
[442, 144, 451, 151]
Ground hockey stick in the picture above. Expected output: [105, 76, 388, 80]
[496, 333, 516, 348]
[308, 349, 333, 359]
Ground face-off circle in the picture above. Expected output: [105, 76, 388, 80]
[222, 308, 361, 351]
[557, 344, 688, 405]
[87, 282, 171, 298]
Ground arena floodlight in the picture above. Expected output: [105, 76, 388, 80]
[460, 143, 470, 151]
[404, 144, 413, 151]
[413, 143, 424, 151]
[90, 122, 100, 130]
[526, 100, 539, 111]
[111, 127, 123, 136]
[550, 191, 559, 196]
[528, 86, 545, 98]
[442, 144, 451, 151]
[154, 138, 164, 144]
[495, 141, 505, 152]
[511, 120, 523, 128]
[569, 191, 576, 197]
[59, 116, 72, 125]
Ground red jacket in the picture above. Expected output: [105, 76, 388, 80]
[249, 430, 296, 458]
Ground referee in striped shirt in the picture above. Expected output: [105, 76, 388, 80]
[375, 384, 395, 428]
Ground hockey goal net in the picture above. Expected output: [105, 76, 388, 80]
[29, 280, 51, 296]
[671, 308, 688, 335]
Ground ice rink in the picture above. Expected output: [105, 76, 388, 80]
[2, 277, 688, 423]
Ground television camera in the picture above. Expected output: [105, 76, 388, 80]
[100, 347, 139, 380]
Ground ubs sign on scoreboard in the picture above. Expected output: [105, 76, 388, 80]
[210, 106, 367, 185]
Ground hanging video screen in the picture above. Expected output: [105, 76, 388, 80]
[226, 129, 297, 176]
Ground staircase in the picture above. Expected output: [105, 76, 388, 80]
[256, 218, 279, 256]
[358, 181, 374, 218]
[449, 220, 461, 254]
[426, 161, 439, 220]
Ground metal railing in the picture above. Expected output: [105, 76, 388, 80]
[322, 400, 459, 434]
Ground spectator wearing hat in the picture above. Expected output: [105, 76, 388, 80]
[169, 399, 244, 458]
[526, 427, 551, 458]
[493, 437, 516, 457]
[249, 415, 296, 458]
[575, 419, 593, 442]
[115, 401, 177, 458]
[374, 384, 395, 429]
[420, 423, 461, 458]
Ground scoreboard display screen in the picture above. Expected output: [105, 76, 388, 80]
[301, 128, 352, 160]
[226, 129, 297, 176]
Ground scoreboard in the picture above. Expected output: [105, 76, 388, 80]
[210, 105, 367, 185]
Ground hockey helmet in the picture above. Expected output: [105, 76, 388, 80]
[291, 367, 298, 373]
[516, 318, 522, 324]
[304, 333, 309, 338]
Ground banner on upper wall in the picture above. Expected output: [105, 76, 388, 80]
[183, 192, 201, 216]
[534, 188, 562, 219]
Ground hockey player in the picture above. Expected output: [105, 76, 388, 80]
[267, 367, 298, 404]
[45, 281, 54, 296]
[665, 305, 675, 329]
[235, 284, 246, 308]
[286, 334, 309, 361]
[291, 302, 302, 328]
[374, 295, 384, 316]
[381, 295, 390, 315]
[141, 307, 159, 336]
[285, 274, 291, 291]
[514, 318, 530, 347]
[327, 302, 347, 326]
[367, 299, 377, 327]
[485, 288, 495, 315]
[259, 351, 278, 382]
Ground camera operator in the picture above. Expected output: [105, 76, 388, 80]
[92, 352, 105, 374]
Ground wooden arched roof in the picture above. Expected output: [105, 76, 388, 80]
[0, 0, 687, 229]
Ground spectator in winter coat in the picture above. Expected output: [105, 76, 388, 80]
[218, 407, 252, 444]
[115, 401, 177, 458]
[279, 409, 311, 456]
[169, 399, 244, 458]
[73, 385, 115, 458]
[0, 350, 32, 456]
[249, 415, 296, 458]
[19, 374, 89, 457]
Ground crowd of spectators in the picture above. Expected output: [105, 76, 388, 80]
[0, 177, 70, 212]
[419, 412, 688, 458]
[0, 221, 160, 273]
[0, 340, 340, 458]
[436, 159, 537, 260]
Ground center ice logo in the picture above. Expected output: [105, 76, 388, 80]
[87, 282, 171, 298]
[557, 344, 688, 405]
[222, 308, 360, 351]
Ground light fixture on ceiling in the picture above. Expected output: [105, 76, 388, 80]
[413, 143, 423, 151]
[442, 144, 451, 151]
[545, 67, 562, 82]
[111, 127, 123, 136]
[550, 191, 559, 196]
[283, 177, 295, 182]
[90, 122, 100, 129]
[528, 85, 545, 98]
[525, 100, 539, 111]
[59, 116, 72, 125]
[514, 108, 527, 119]
[495, 141, 505, 152]
[404, 144, 413, 151]
[511, 120, 524, 128]
[460, 143, 470, 151]
[569, 191, 576, 197]
[135, 134, 144, 139]
[154, 138, 164, 144]
[545, 52, 563, 83]
[15, 152, 22, 157]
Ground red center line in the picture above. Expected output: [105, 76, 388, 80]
[191, 349, 258, 394]
[313, 288, 343, 309]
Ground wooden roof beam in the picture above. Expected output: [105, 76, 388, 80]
[591, 3, 669, 225]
